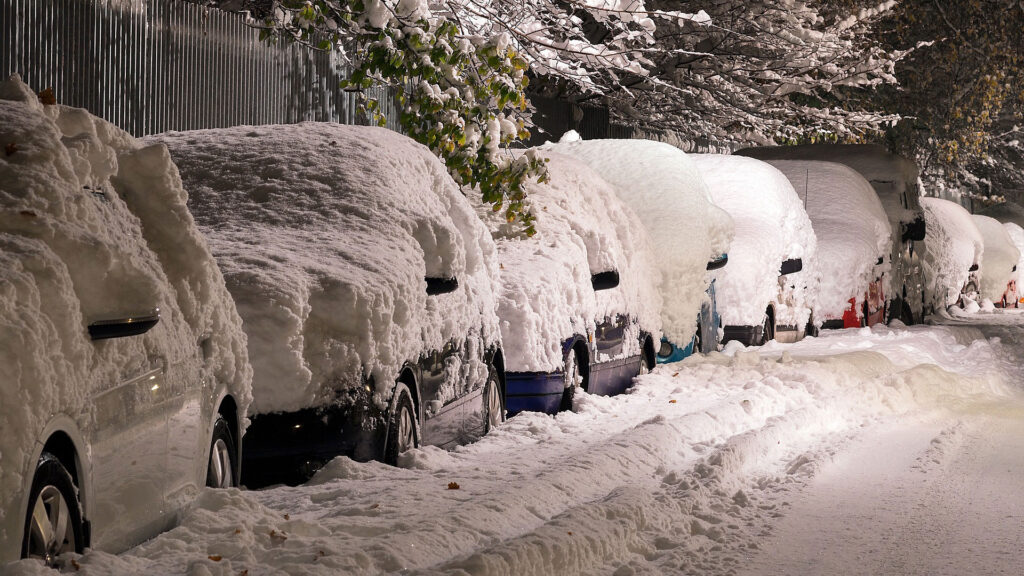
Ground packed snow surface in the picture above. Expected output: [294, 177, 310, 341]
[762, 160, 890, 320]
[152, 124, 501, 414]
[921, 197, 983, 308]
[0, 75, 251, 556]
[972, 214, 1021, 303]
[543, 136, 733, 348]
[15, 310, 1024, 575]
[479, 149, 662, 372]
[691, 154, 817, 329]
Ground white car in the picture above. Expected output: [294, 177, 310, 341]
[762, 160, 891, 330]
[156, 123, 504, 486]
[691, 154, 817, 345]
[0, 76, 252, 567]
[482, 149, 663, 414]
[972, 214, 1021, 307]
[546, 136, 734, 362]
[921, 198, 984, 310]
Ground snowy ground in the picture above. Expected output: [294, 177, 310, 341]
[9, 310, 1024, 576]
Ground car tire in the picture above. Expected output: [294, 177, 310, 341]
[206, 416, 237, 488]
[559, 348, 583, 412]
[484, 370, 505, 434]
[638, 336, 654, 375]
[22, 454, 84, 565]
[760, 313, 775, 345]
[384, 383, 418, 465]
[693, 322, 703, 355]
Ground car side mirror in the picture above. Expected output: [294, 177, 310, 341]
[901, 216, 926, 242]
[706, 254, 728, 271]
[425, 277, 459, 296]
[876, 256, 884, 265]
[779, 258, 803, 276]
[591, 270, 620, 291]
[969, 263, 979, 272]
[88, 309, 161, 340]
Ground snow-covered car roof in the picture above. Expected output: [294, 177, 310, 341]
[735, 144, 922, 230]
[153, 123, 500, 415]
[972, 214, 1021, 303]
[542, 136, 733, 348]
[762, 160, 891, 318]
[480, 149, 662, 372]
[0, 75, 252, 529]
[690, 154, 817, 327]
[921, 198, 984, 308]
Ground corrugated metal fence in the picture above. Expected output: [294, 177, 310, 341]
[1, 0, 401, 136]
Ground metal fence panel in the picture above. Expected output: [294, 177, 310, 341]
[1, 0, 401, 136]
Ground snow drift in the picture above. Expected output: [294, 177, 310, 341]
[920, 198, 983, 309]
[0, 74, 251, 554]
[762, 160, 890, 321]
[152, 124, 501, 414]
[691, 154, 817, 330]
[479, 149, 662, 372]
[972, 214, 1021, 304]
[542, 136, 733, 349]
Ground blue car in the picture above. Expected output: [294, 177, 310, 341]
[657, 273, 724, 364]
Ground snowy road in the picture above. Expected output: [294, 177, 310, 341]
[9, 312, 1024, 576]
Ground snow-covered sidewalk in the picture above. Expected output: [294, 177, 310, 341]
[9, 314, 1024, 576]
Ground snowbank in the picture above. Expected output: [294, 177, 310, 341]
[690, 154, 817, 329]
[542, 137, 733, 348]
[763, 160, 890, 320]
[479, 149, 662, 371]
[0, 75, 251, 554]
[920, 198, 983, 308]
[152, 124, 500, 414]
[972, 214, 1021, 303]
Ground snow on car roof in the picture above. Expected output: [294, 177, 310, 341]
[0, 74, 252, 528]
[763, 160, 891, 319]
[735, 144, 921, 229]
[691, 154, 817, 328]
[480, 149, 662, 371]
[153, 123, 500, 414]
[972, 214, 1021, 303]
[921, 198, 984, 308]
[543, 136, 733, 348]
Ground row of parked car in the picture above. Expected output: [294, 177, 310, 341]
[3, 73, 1021, 567]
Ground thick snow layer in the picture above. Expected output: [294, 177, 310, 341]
[762, 160, 890, 320]
[736, 144, 921, 230]
[690, 154, 817, 329]
[0, 75, 251, 546]
[17, 317, 1024, 575]
[152, 124, 500, 414]
[542, 138, 733, 348]
[921, 198, 984, 308]
[1003, 222, 1024, 297]
[479, 150, 662, 371]
[972, 214, 1021, 303]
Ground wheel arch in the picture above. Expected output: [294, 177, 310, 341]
[27, 416, 92, 548]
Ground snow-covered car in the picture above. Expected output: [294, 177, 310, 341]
[691, 154, 817, 345]
[1000, 222, 1024, 308]
[156, 124, 504, 486]
[544, 136, 734, 363]
[920, 198, 984, 310]
[972, 214, 1021, 307]
[0, 76, 252, 567]
[762, 160, 891, 330]
[482, 150, 662, 414]
[736, 144, 926, 324]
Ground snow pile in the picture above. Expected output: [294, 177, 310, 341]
[763, 160, 890, 320]
[0, 75, 251, 553]
[479, 149, 662, 371]
[691, 154, 817, 329]
[153, 124, 500, 414]
[736, 144, 921, 231]
[972, 214, 1021, 303]
[542, 137, 733, 348]
[921, 198, 983, 308]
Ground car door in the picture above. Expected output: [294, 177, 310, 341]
[417, 341, 462, 448]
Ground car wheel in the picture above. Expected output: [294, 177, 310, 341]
[484, 370, 505, 433]
[900, 303, 914, 325]
[637, 336, 654, 375]
[206, 416, 237, 488]
[22, 454, 84, 565]
[559, 348, 583, 412]
[693, 322, 703, 355]
[384, 384, 418, 465]
[760, 313, 775, 345]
